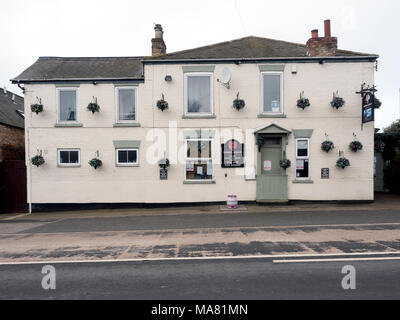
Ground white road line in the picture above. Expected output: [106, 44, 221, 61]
[0, 251, 400, 266]
[273, 257, 400, 263]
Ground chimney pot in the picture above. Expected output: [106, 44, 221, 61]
[324, 19, 331, 38]
[311, 29, 319, 39]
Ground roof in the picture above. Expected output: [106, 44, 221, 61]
[0, 90, 24, 129]
[144, 36, 378, 61]
[11, 56, 145, 83]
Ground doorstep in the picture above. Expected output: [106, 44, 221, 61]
[220, 205, 248, 212]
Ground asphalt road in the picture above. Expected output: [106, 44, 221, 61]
[11, 209, 400, 234]
[1, 258, 399, 300]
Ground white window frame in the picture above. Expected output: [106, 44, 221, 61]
[184, 138, 214, 181]
[57, 148, 81, 167]
[184, 72, 213, 116]
[295, 138, 310, 180]
[260, 71, 284, 115]
[57, 87, 79, 124]
[115, 86, 139, 123]
[115, 148, 139, 166]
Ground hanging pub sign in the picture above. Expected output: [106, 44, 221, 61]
[221, 139, 244, 168]
[357, 84, 377, 124]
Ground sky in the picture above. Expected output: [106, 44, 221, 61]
[0, 0, 399, 129]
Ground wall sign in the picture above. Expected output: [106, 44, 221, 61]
[221, 139, 244, 168]
[263, 160, 272, 171]
[321, 168, 329, 179]
[160, 169, 168, 180]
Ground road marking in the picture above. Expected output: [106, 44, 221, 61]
[0, 251, 400, 266]
[1, 213, 31, 221]
[273, 257, 400, 263]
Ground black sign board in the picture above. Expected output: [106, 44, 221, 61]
[222, 139, 244, 168]
[362, 92, 375, 124]
[160, 169, 168, 180]
[321, 168, 329, 179]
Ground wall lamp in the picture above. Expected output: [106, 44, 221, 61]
[165, 75, 172, 82]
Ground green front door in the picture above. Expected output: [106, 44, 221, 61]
[256, 137, 288, 202]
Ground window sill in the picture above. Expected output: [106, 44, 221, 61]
[292, 180, 314, 184]
[57, 165, 81, 168]
[257, 114, 286, 118]
[183, 180, 216, 185]
[54, 123, 83, 127]
[113, 123, 141, 127]
[116, 164, 140, 167]
[182, 114, 216, 119]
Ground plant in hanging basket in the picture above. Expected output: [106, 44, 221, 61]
[321, 140, 335, 153]
[297, 92, 310, 110]
[373, 97, 382, 109]
[336, 157, 350, 169]
[87, 101, 100, 114]
[233, 92, 245, 110]
[330, 92, 345, 109]
[279, 159, 291, 169]
[31, 99, 43, 114]
[159, 158, 170, 168]
[31, 155, 45, 167]
[374, 141, 385, 153]
[89, 158, 102, 169]
[157, 94, 169, 112]
[349, 141, 363, 152]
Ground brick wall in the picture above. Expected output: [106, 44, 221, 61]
[0, 124, 25, 161]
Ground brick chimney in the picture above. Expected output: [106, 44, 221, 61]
[151, 24, 166, 56]
[306, 20, 337, 57]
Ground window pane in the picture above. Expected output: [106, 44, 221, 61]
[127, 150, 137, 163]
[118, 150, 128, 163]
[187, 76, 211, 113]
[59, 90, 77, 121]
[119, 89, 136, 120]
[263, 74, 281, 113]
[59, 151, 70, 163]
[296, 159, 309, 178]
[69, 151, 79, 163]
[186, 140, 212, 158]
[297, 140, 308, 157]
[186, 160, 213, 180]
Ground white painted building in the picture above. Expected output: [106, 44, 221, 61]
[12, 21, 379, 211]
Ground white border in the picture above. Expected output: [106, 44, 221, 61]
[184, 72, 213, 116]
[260, 72, 284, 115]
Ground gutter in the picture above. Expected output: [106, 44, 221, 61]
[11, 77, 145, 85]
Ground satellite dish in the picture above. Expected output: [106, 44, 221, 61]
[219, 67, 231, 88]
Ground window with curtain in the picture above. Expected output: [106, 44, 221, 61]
[59, 89, 77, 122]
[185, 74, 212, 114]
[262, 73, 282, 113]
[117, 87, 137, 121]
[185, 139, 213, 180]
[296, 139, 310, 179]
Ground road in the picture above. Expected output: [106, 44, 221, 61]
[1, 257, 399, 299]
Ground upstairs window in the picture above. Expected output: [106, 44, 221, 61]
[58, 149, 80, 167]
[185, 73, 213, 115]
[58, 88, 78, 122]
[261, 73, 283, 113]
[116, 87, 137, 122]
[295, 139, 310, 179]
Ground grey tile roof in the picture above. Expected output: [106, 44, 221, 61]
[11, 56, 145, 83]
[145, 36, 378, 61]
[0, 90, 24, 129]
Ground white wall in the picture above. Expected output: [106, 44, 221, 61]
[24, 60, 375, 204]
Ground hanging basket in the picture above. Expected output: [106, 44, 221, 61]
[374, 141, 385, 153]
[330, 94, 345, 109]
[157, 94, 169, 111]
[31, 155, 45, 167]
[87, 102, 100, 114]
[373, 97, 382, 109]
[336, 157, 350, 169]
[321, 140, 335, 153]
[349, 141, 363, 152]
[89, 158, 103, 169]
[31, 103, 43, 114]
[159, 158, 170, 168]
[279, 159, 291, 169]
[297, 92, 310, 110]
[233, 93, 245, 110]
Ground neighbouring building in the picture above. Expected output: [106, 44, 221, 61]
[11, 20, 379, 211]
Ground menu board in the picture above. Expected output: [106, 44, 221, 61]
[221, 140, 244, 168]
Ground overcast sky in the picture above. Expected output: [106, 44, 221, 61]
[1, 0, 399, 129]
